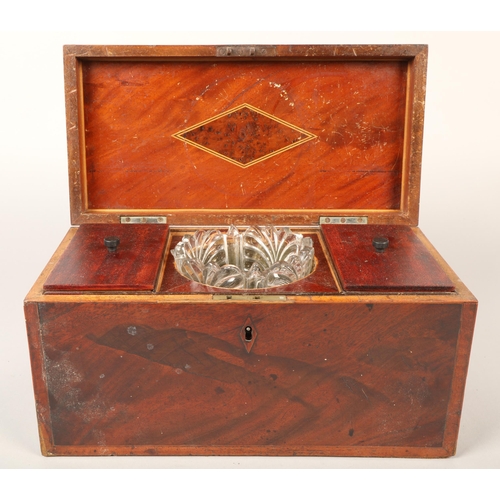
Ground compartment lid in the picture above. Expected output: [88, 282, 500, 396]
[64, 45, 427, 227]
[43, 224, 169, 292]
[322, 225, 455, 292]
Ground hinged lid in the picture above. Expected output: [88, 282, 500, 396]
[64, 44, 427, 227]
[44, 224, 169, 291]
[322, 225, 455, 292]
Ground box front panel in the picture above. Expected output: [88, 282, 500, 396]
[36, 300, 461, 455]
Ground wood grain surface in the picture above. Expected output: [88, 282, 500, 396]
[82, 60, 406, 212]
[62, 44, 430, 225]
[43, 224, 169, 291]
[322, 225, 455, 292]
[34, 300, 465, 456]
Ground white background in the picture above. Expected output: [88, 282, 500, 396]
[0, 2, 499, 495]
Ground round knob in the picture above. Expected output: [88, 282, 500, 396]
[372, 236, 389, 252]
[104, 236, 120, 253]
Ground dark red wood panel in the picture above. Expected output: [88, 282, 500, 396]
[36, 301, 462, 453]
[44, 225, 169, 291]
[82, 60, 407, 212]
[160, 232, 339, 295]
[322, 225, 455, 292]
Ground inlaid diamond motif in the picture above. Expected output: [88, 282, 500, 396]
[173, 103, 316, 168]
[240, 317, 258, 354]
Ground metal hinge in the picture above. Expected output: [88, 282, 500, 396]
[216, 45, 277, 57]
[319, 216, 368, 225]
[212, 294, 287, 302]
[120, 216, 167, 224]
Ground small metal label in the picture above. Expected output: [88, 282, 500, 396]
[120, 216, 167, 224]
[320, 216, 368, 225]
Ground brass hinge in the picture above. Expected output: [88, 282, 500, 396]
[120, 216, 167, 224]
[319, 216, 368, 225]
[212, 294, 287, 302]
[216, 45, 277, 57]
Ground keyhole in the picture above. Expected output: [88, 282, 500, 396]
[244, 326, 253, 341]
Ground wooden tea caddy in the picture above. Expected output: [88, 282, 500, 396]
[24, 44, 477, 457]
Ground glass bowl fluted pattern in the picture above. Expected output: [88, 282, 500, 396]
[171, 225, 315, 289]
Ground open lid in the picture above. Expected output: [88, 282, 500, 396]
[64, 44, 427, 227]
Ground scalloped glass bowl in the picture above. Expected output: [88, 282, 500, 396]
[171, 225, 315, 290]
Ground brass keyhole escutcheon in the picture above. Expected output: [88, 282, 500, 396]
[244, 326, 253, 341]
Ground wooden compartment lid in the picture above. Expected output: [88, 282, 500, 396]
[43, 224, 169, 292]
[322, 225, 455, 292]
[64, 45, 427, 227]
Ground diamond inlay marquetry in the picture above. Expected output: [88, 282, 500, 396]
[172, 104, 316, 168]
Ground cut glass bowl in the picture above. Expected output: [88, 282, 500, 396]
[171, 225, 315, 290]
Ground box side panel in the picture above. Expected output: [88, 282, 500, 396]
[24, 302, 54, 455]
[442, 301, 478, 455]
[35, 300, 463, 457]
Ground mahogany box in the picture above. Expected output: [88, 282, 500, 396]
[24, 44, 477, 457]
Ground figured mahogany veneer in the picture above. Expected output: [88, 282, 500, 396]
[29, 298, 475, 457]
[322, 225, 455, 292]
[80, 59, 407, 216]
[44, 224, 169, 292]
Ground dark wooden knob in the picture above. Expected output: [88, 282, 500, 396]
[372, 236, 389, 252]
[104, 236, 120, 253]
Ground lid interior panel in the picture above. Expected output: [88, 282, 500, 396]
[80, 58, 409, 216]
